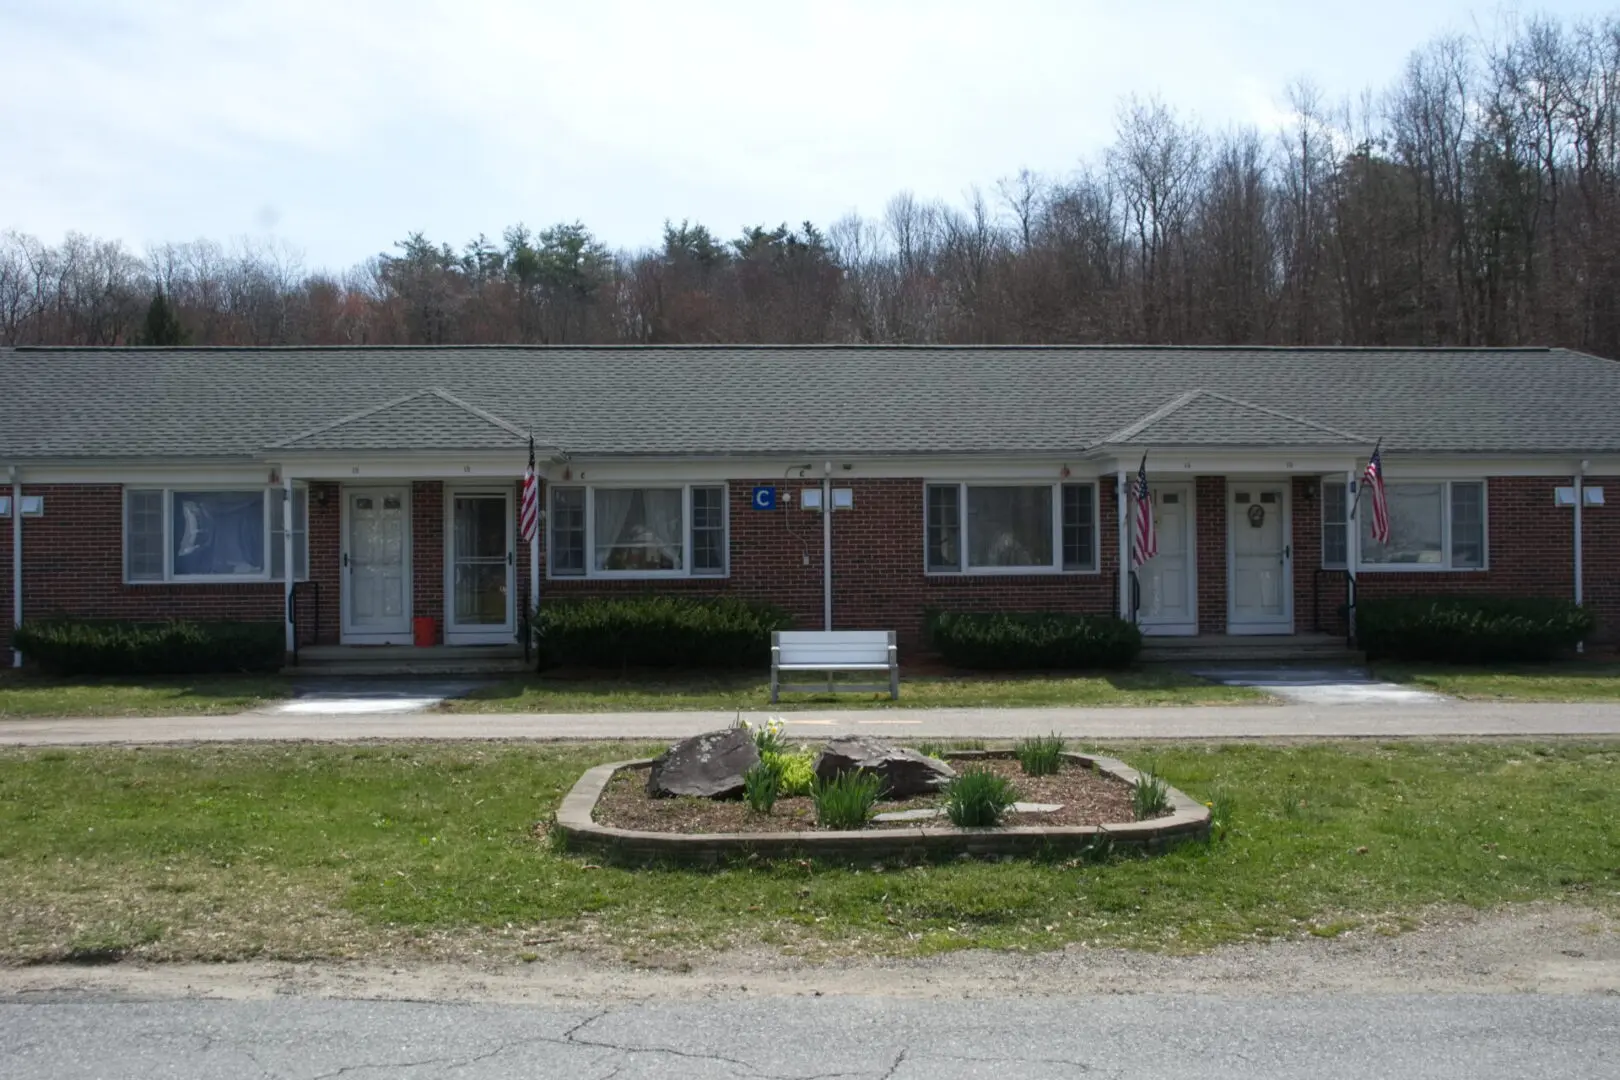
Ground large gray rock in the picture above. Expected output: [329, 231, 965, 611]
[813, 737, 955, 798]
[646, 727, 761, 799]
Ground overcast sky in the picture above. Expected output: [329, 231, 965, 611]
[4, 1, 1616, 271]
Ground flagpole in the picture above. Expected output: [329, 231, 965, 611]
[527, 434, 540, 631]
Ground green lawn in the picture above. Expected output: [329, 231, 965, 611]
[446, 669, 1266, 713]
[1376, 663, 1620, 702]
[0, 673, 291, 719]
[1, 739, 1614, 964]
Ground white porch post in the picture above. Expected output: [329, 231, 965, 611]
[1345, 466, 1359, 642]
[1117, 472, 1130, 621]
[283, 471, 296, 653]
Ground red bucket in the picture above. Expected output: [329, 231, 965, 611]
[412, 617, 437, 647]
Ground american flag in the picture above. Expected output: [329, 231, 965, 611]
[519, 435, 539, 544]
[1131, 453, 1157, 568]
[1362, 441, 1390, 545]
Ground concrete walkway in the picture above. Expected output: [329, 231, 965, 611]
[3, 700, 1620, 745]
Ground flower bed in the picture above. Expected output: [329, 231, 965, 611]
[555, 749, 1211, 866]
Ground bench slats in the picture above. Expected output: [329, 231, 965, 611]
[770, 630, 899, 703]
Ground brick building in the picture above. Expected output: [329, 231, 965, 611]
[3, 344, 1617, 664]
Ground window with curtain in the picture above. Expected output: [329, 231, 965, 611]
[1322, 480, 1348, 569]
[125, 487, 308, 583]
[926, 482, 1096, 573]
[1359, 481, 1486, 570]
[548, 485, 728, 577]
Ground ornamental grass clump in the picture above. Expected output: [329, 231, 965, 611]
[1015, 733, 1065, 776]
[943, 768, 1020, 828]
[742, 762, 780, 814]
[812, 771, 884, 830]
[1132, 766, 1170, 820]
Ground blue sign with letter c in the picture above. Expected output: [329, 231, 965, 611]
[751, 486, 776, 510]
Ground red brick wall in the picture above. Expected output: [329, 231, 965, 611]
[411, 481, 444, 643]
[1195, 476, 1227, 633]
[1583, 490, 1620, 641]
[10, 485, 284, 645]
[0, 511, 13, 656]
[539, 476, 1121, 654]
[9, 473, 1611, 659]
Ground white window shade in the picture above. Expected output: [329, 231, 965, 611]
[594, 488, 683, 572]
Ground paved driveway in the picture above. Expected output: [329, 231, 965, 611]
[1185, 665, 1451, 706]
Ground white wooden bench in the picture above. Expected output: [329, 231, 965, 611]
[770, 630, 899, 703]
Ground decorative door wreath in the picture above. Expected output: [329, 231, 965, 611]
[1246, 503, 1266, 528]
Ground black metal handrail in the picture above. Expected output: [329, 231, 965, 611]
[286, 580, 321, 665]
[1129, 570, 1140, 620]
[518, 580, 531, 667]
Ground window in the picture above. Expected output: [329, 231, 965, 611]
[548, 484, 728, 578]
[1322, 480, 1348, 569]
[925, 482, 1097, 574]
[1359, 481, 1486, 571]
[549, 487, 585, 575]
[124, 487, 308, 583]
[691, 486, 727, 575]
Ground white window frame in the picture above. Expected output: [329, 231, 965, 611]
[546, 483, 729, 580]
[1321, 478, 1349, 570]
[1356, 479, 1488, 573]
[923, 480, 1100, 576]
[123, 485, 310, 585]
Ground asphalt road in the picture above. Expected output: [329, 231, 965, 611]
[4, 992, 1616, 1079]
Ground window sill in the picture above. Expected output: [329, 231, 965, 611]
[124, 577, 311, 586]
[547, 572, 731, 582]
[1355, 565, 1488, 574]
[925, 567, 1101, 579]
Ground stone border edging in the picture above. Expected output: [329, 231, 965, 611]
[554, 751, 1210, 867]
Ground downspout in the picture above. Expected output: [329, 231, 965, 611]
[10, 465, 20, 668]
[822, 461, 833, 631]
[1575, 461, 1586, 654]
[283, 471, 295, 655]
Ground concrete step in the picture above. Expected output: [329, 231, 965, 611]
[1139, 634, 1363, 665]
[287, 643, 531, 677]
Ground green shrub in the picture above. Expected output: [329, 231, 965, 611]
[1132, 767, 1170, 820]
[1357, 596, 1595, 663]
[925, 610, 1142, 670]
[12, 619, 283, 676]
[742, 762, 780, 814]
[762, 750, 816, 797]
[1015, 733, 1065, 776]
[812, 771, 883, 830]
[944, 768, 1020, 827]
[532, 596, 793, 669]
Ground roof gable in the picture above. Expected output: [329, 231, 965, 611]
[1104, 389, 1371, 447]
[271, 387, 530, 451]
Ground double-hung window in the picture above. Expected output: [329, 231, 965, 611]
[124, 487, 309, 583]
[925, 482, 1097, 573]
[1358, 480, 1486, 570]
[548, 484, 728, 578]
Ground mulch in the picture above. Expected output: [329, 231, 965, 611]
[591, 756, 1145, 834]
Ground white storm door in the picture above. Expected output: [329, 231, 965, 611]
[1228, 484, 1292, 633]
[1137, 484, 1195, 635]
[343, 487, 411, 642]
[446, 490, 515, 645]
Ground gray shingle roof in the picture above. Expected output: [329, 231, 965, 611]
[271, 388, 531, 451]
[2, 344, 1617, 460]
[1106, 390, 1369, 446]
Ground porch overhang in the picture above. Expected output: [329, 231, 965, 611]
[1088, 445, 1363, 477]
[261, 446, 565, 482]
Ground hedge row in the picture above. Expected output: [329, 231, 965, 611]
[12, 619, 285, 675]
[1356, 596, 1594, 663]
[925, 610, 1142, 670]
[532, 595, 794, 669]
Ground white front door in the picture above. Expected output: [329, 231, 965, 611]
[343, 487, 411, 643]
[1228, 483, 1292, 633]
[445, 489, 515, 645]
[1137, 483, 1196, 635]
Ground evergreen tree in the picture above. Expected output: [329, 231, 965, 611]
[138, 289, 186, 346]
